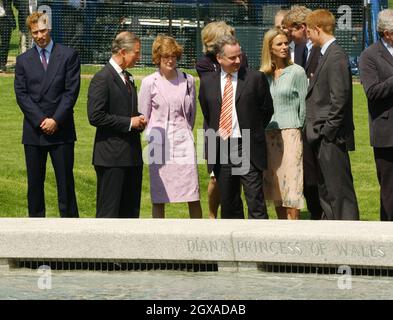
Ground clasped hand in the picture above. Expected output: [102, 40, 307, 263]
[132, 115, 147, 131]
[40, 118, 58, 135]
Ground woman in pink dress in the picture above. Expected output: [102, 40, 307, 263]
[138, 35, 202, 218]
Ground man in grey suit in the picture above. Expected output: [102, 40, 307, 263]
[88, 31, 147, 218]
[305, 9, 359, 220]
[359, 9, 393, 221]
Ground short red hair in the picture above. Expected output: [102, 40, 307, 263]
[306, 9, 335, 35]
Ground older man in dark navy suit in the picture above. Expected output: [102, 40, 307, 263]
[359, 9, 393, 221]
[87, 31, 146, 218]
[14, 12, 80, 217]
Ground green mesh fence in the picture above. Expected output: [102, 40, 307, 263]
[28, 1, 364, 71]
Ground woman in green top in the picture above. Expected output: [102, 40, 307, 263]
[260, 28, 308, 220]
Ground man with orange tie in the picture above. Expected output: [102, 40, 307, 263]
[199, 35, 274, 219]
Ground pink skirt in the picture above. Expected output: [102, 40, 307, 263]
[263, 128, 304, 209]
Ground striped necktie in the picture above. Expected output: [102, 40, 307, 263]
[218, 73, 233, 140]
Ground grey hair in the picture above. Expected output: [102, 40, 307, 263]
[111, 31, 140, 54]
[213, 35, 240, 57]
[377, 9, 393, 36]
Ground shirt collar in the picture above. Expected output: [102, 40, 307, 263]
[320, 37, 336, 56]
[382, 38, 393, 53]
[109, 57, 124, 74]
[35, 40, 54, 54]
[306, 39, 313, 51]
[220, 69, 238, 80]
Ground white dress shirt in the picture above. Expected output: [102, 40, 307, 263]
[289, 41, 295, 63]
[306, 39, 313, 62]
[109, 58, 127, 83]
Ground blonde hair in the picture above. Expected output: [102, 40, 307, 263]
[260, 28, 292, 75]
[306, 9, 336, 35]
[26, 12, 49, 31]
[284, 6, 311, 27]
[152, 35, 183, 66]
[201, 21, 235, 54]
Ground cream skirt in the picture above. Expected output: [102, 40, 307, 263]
[263, 128, 304, 209]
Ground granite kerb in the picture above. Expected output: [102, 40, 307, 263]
[0, 219, 392, 269]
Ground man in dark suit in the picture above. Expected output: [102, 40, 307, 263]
[284, 5, 323, 220]
[199, 35, 273, 219]
[14, 12, 80, 217]
[0, 0, 16, 72]
[195, 21, 249, 220]
[359, 9, 393, 221]
[87, 31, 146, 218]
[305, 9, 359, 220]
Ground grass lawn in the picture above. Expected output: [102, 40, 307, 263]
[0, 73, 380, 220]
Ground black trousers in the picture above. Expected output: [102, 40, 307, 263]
[313, 139, 359, 220]
[214, 138, 268, 219]
[0, 17, 13, 68]
[373, 147, 393, 221]
[303, 132, 323, 220]
[95, 166, 142, 218]
[24, 144, 78, 218]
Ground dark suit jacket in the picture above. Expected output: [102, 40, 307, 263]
[87, 63, 142, 167]
[359, 40, 393, 148]
[198, 67, 273, 172]
[305, 41, 355, 151]
[294, 42, 307, 68]
[14, 43, 80, 145]
[305, 45, 321, 79]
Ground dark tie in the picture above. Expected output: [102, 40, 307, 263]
[302, 46, 308, 67]
[318, 52, 323, 64]
[41, 49, 47, 70]
[122, 70, 134, 95]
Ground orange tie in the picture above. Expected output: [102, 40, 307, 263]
[218, 73, 233, 140]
